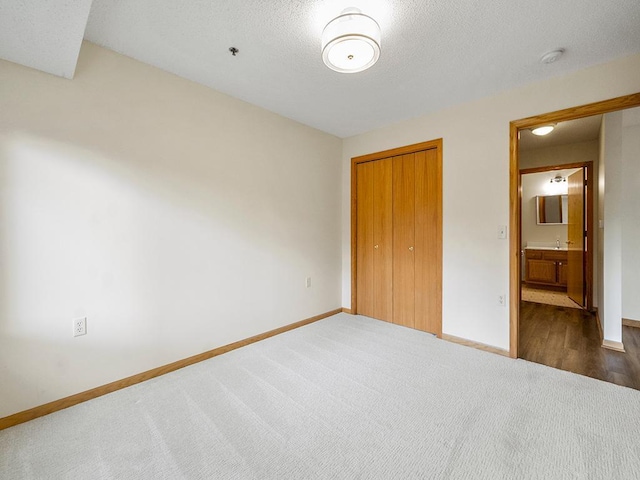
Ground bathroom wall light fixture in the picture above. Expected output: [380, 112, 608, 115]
[322, 8, 381, 73]
[531, 124, 556, 136]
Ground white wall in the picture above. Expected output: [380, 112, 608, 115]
[342, 53, 640, 350]
[598, 122, 606, 321]
[0, 42, 342, 418]
[599, 112, 624, 344]
[622, 109, 640, 321]
[597, 107, 640, 344]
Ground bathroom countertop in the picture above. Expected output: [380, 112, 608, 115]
[524, 246, 568, 251]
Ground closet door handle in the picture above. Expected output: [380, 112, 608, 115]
[374, 244, 379, 249]
[408, 246, 414, 251]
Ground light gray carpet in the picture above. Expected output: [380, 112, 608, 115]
[2, 313, 640, 479]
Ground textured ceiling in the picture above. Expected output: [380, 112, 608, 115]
[2, 1, 640, 137]
[519, 115, 602, 151]
[0, 0, 93, 79]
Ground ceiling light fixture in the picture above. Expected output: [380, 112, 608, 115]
[321, 8, 381, 73]
[531, 124, 556, 136]
[550, 175, 566, 184]
[540, 49, 565, 64]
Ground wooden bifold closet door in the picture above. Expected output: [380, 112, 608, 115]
[356, 158, 393, 321]
[353, 142, 442, 336]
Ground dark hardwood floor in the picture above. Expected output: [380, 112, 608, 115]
[519, 301, 640, 390]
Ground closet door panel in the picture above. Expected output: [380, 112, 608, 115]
[393, 154, 416, 328]
[373, 158, 393, 321]
[415, 149, 442, 335]
[356, 162, 374, 317]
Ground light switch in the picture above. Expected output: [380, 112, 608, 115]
[498, 225, 507, 239]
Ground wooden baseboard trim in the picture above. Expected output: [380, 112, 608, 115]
[442, 333, 510, 357]
[622, 318, 640, 329]
[602, 339, 626, 353]
[342, 308, 354, 314]
[0, 308, 342, 431]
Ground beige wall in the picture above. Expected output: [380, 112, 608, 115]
[0, 42, 343, 418]
[520, 140, 599, 170]
[342, 53, 640, 349]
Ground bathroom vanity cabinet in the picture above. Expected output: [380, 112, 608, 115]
[525, 248, 568, 289]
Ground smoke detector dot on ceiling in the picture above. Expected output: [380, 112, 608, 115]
[540, 49, 565, 64]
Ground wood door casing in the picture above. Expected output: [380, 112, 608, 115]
[393, 153, 416, 328]
[373, 158, 393, 322]
[567, 169, 585, 307]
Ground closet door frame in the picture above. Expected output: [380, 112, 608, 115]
[351, 139, 443, 337]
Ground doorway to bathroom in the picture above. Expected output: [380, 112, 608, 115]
[510, 95, 640, 389]
[519, 161, 594, 312]
[517, 116, 599, 377]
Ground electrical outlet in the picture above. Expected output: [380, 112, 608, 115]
[73, 317, 87, 337]
[498, 295, 506, 307]
[306, 277, 312, 288]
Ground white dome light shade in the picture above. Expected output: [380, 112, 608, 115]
[322, 10, 381, 73]
[531, 125, 555, 136]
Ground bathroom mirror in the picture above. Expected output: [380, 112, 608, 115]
[536, 194, 568, 225]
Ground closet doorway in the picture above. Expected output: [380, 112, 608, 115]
[351, 140, 442, 336]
